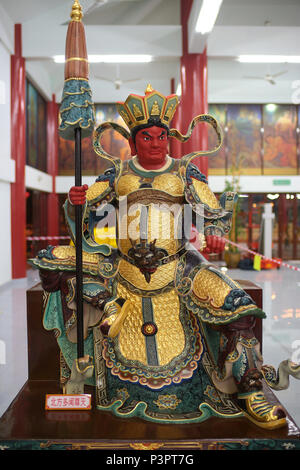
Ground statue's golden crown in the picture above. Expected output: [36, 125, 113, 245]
[116, 84, 179, 131]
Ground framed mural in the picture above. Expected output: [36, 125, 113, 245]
[263, 104, 297, 175]
[26, 79, 48, 172]
[227, 104, 262, 175]
[57, 101, 300, 177]
[37, 93, 47, 172]
[26, 80, 38, 169]
[58, 103, 131, 176]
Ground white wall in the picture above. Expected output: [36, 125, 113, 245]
[25, 166, 52, 193]
[0, 39, 14, 285]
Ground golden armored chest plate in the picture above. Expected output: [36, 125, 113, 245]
[115, 157, 184, 198]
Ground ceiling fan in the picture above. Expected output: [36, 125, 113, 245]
[92, 65, 141, 89]
[243, 70, 288, 85]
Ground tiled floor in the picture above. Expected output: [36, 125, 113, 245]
[0, 264, 299, 427]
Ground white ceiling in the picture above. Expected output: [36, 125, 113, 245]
[0, 0, 300, 104]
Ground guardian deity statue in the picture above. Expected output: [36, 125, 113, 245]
[31, 84, 300, 429]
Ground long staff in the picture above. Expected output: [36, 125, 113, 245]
[74, 127, 84, 357]
[58, 1, 95, 359]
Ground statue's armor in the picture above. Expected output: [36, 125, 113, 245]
[33, 156, 267, 423]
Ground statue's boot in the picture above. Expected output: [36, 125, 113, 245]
[217, 318, 297, 430]
[238, 390, 287, 430]
[235, 368, 287, 429]
[238, 359, 300, 429]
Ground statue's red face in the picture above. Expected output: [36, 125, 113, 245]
[129, 126, 169, 170]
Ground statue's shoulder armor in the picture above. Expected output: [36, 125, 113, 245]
[181, 161, 221, 215]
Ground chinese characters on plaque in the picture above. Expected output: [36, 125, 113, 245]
[45, 394, 92, 410]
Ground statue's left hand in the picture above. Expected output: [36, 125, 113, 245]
[203, 235, 226, 254]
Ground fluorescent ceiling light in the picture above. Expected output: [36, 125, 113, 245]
[238, 55, 300, 63]
[195, 0, 223, 34]
[53, 54, 153, 63]
[53, 56, 65, 63]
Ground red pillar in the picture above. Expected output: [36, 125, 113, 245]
[11, 24, 26, 278]
[180, 0, 208, 176]
[47, 94, 59, 239]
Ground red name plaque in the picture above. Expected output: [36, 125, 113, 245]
[45, 394, 92, 410]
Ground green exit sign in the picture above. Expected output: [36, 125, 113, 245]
[273, 179, 291, 186]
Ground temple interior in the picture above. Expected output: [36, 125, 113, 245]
[0, 0, 300, 448]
